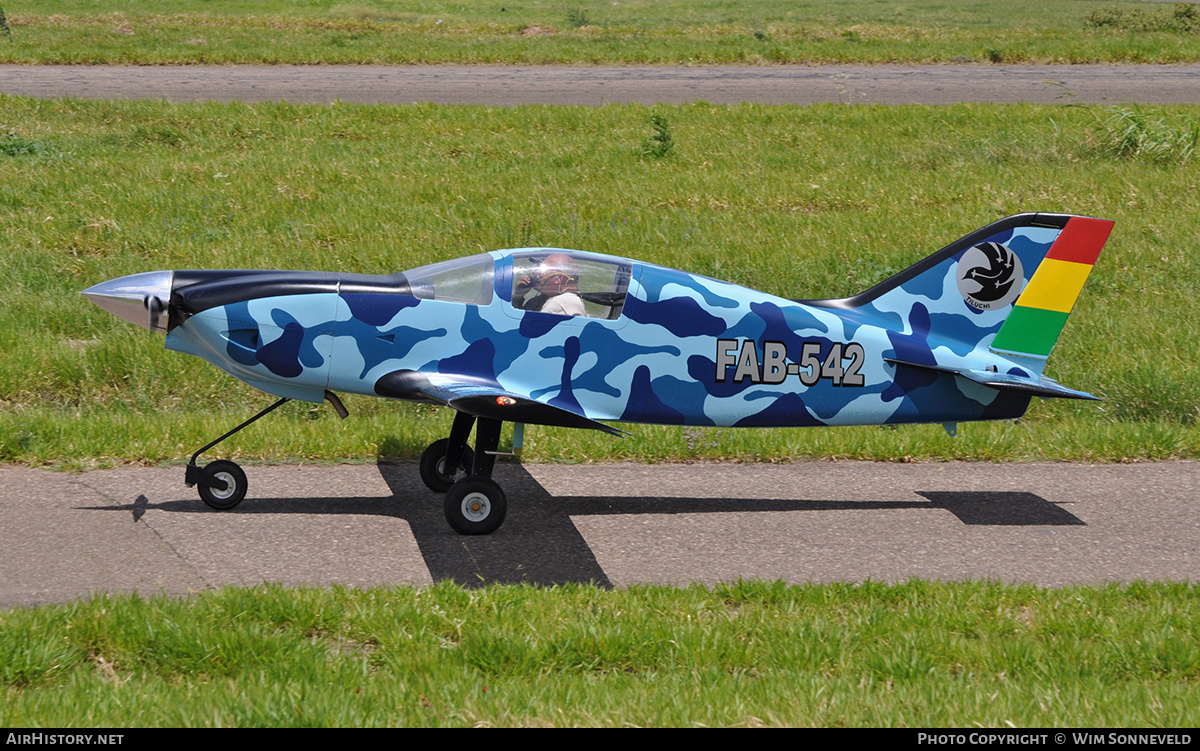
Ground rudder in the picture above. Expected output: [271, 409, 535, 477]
[989, 216, 1113, 362]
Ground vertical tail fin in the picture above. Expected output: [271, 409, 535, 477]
[807, 213, 1113, 402]
[804, 212, 1113, 366]
[989, 216, 1113, 362]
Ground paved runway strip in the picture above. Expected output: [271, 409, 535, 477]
[3, 64, 1200, 105]
[2, 461, 1195, 606]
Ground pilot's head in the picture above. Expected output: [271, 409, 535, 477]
[534, 253, 580, 296]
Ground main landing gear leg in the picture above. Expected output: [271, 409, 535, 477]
[444, 417, 507, 535]
[185, 397, 291, 510]
[420, 415, 509, 535]
[419, 411, 477, 493]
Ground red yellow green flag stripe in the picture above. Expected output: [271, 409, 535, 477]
[990, 217, 1113, 359]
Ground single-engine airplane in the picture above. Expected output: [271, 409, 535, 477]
[83, 212, 1112, 535]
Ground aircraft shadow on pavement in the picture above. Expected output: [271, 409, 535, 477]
[87, 462, 1085, 588]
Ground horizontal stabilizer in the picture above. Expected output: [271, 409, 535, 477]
[885, 358, 1100, 401]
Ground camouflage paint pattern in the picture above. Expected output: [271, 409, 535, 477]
[161, 214, 1110, 431]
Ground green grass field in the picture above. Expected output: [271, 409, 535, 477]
[1, 96, 1198, 467]
[3, 9, 1199, 728]
[2, 0, 1200, 64]
[3, 581, 1198, 726]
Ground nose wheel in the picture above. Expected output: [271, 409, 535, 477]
[183, 392, 348, 510]
[196, 460, 247, 510]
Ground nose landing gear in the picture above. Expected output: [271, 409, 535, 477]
[185, 391, 348, 510]
[185, 396, 292, 510]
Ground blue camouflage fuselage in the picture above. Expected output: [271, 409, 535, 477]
[163, 218, 1071, 431]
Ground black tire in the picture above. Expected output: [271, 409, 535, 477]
[444, 477, 507, 535]
[419, 438, 475, 493]
[197, 460, 247, 510]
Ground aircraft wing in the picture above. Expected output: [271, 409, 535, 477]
[374, 369, 626, 435]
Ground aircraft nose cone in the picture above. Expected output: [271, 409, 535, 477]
[82, 270, 173, 332]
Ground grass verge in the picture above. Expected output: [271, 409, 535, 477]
[1, 0, 1200, 65]
[2, 580, 1198, 727]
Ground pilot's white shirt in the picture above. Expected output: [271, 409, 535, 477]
[540, 291, 586, 317]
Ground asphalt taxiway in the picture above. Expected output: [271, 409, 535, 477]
[3, 63, 1200, 106]
[2, 460, 1195, 606]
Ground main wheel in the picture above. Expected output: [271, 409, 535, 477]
[197, 460, 247, 510]
[444, 477, 507, 535]
[419, 438, 475, 493]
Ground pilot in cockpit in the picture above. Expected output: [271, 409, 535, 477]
[513, 252, 587, 316]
